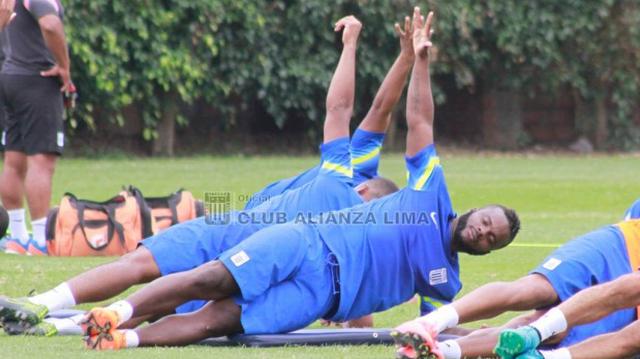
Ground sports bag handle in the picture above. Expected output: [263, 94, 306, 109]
[69, 195, 126, 251]
[165, 190, 183, 226]
[125, 185, 155, 238]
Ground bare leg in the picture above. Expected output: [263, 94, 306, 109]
[136, 298, 242, 347]
[453, 274, 558, 323]
[0, 151, 27, 209]
[455, 310, 566, 358]
[557, 272, 640, 328]
[67, 247, 161, 304]
[346, 314, 373, 328]
[119, 311, 173, 330]
[24, 153, 56, 219]
[567, 320, 640, 359]
[128, 260, 239, 319]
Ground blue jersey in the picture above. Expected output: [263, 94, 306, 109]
[625, 199, 640, 220]
[351, 128, 385, 185]
[314, 145, 460, 321]
[244, 166, 320, 210]
[244, 129, 384, 209]
[531, 225, 635, 346]
[159, 137, 363, 313]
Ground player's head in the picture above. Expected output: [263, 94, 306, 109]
[451, 205, 520, 255]
[355, 177, 399, 202]
[0, 206, 8, 239]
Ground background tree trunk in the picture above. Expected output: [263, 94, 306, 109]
[593, 96, 608, 149]
[481, 87, 523, 150]
[152, 92, 178, 157]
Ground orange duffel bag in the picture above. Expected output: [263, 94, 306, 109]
[45, 189, 155, 256]
[143, 188, 205, 232]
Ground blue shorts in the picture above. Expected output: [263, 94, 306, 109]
[219, 223, 337, 334]
[141, 215, 268, 277]
[141, 217, 221, 276]
[531, 225, 636, 346]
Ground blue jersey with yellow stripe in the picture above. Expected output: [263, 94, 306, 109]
[244, 130, 385, 209]
[625, 198, 640, 221]
[351, 129, 385, 185]
[167, 137, 362, 313]
[314, 144, 460, 321]
[531, 225, 636, 347]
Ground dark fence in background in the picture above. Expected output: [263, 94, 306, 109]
[64, 0, 640, 155]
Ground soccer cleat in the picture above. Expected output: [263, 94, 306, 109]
[81, 308, 120, 337]
[27, 240, 48, 256]
[4, 238, 30, 255]
[85, 329, 126, 350]
[515, 349, 544, 359]
[3, 320, 57, 336]
[0, 297, 48, 327]
[495, 326, 542, 359]
[0, 235, 9, 251]
[391, 321, 443, 359]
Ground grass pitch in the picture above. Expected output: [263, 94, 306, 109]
[0, 151, 638, 358]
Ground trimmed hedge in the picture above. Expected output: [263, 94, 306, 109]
[65, 1, 640, 151]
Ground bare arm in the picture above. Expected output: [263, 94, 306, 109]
[452, 275, 558, 323]
[0, 0, 15, 30]
[358, 16, 413, 133]
[405, 7, 434, 157]
[323, 16, 361, 144]
[556, 272, 640, 328]
[38, 14, 73, 92]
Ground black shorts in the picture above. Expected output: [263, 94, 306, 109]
[0, 100, 5, 152]
[0, 74, 64, 155]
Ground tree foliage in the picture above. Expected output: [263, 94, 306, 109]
[64, 0, 640, 151]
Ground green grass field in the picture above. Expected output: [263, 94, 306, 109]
[0, 152, 638, 358]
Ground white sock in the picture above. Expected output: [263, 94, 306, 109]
[530, 308, 568, 341]
[541, 348, 572, 359]
[417, 305, 459, 333]
[44, 315, 83, 336]
[28, 282, 76, 312]
[439, 339, 462, 359]
[124, 330, 140, 348]
[31, 217, 47, 247]
[8, 208, 29, 243]
[107, 300, 134, 325]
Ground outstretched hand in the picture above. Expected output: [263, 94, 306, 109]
[334, 15, 362, 47]
[412, 7, 434, 59]
[395, 15, 414, 61]
[0, 0, 15, 30]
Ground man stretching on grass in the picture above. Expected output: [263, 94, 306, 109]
[0, 14, 402, 335]
[77, 8, 520, 350]
[243, 16, 418, 210]
[391, 199, 640, 359]
[495, 241, 640, 359]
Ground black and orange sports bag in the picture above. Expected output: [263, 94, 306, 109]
[143, 188, 205, 232]
[46, 188, 156, 256]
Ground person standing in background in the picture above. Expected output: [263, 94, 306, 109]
[0, 0, 15, 249]
[0, 0, 73, 255]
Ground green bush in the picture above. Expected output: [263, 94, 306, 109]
[64, 1, 640, 151]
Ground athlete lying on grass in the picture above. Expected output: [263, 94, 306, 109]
[74, 8, 519, 350]
[495, 254, 640, 359]
[0, 14, 403, 335]
[391, 199, 640, 359]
